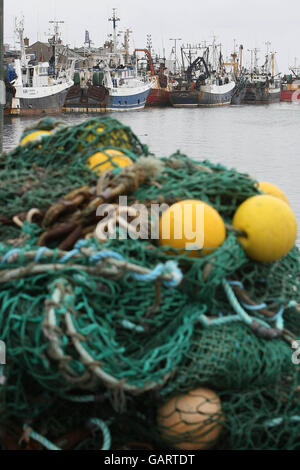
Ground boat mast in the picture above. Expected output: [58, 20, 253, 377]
[271, 51, 277, 77]
[15, 17, 26, 66]
[49, 20, 64, 71]
[264, 41, 271, 74]
[212, 35, 216, 71]
[169, 38, 182, 74]
[109, 8, 120, 53]
[124, 29, 132, 65]
[239, 44, 243, 74]
[248, 49, 253, 73]
[253, 48, 259, 71]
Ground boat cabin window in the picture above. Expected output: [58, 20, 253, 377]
[39, 67, 49, 76]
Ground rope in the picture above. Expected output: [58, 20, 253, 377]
[89, 418, 111, 451]
[23, 425, 61, 451]
[265, 416, 300, 428]
[0, 245, 183, 288]
[23, 418, 111, 450]
[222, 279, 272, 329]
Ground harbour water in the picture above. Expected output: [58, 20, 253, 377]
[4, 102, 300, 235]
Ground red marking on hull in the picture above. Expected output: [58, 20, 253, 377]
[146, 88, 170, 106]
[280, 89, 300, 102]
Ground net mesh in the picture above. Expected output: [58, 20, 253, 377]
[0, 116, 299, 450]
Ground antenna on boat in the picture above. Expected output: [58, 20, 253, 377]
[239, 44, 244, 74]
[253, 48, 259, 70]
[169, 38, 182, 74]
[48, 20, 64, 74]
[147, 34, 153, 57]
[265, 41, 271, 56]
[271, 51, 277, 77]
[14, 16, 26, 66]
[49, 20, 64, 44]
[109, 8, 120, 53]
[119, 28, 132, 65]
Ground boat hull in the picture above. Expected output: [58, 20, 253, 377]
[5, 87, 70, 116]
[109, 87, 151, 111]
[146, 88, 170, 106]
[169, 82, 235, 108]
[234, 85, 281, 105]
[64, 84, 151, 113]
[280, 89, 300, 102]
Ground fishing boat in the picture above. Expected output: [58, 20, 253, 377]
[64, 10, 152, 112]
[281, 63, 300, 102]
[102, 63, 152, 111]
[5, 19, 74, 116]
[169, 41, 235, 108]
[135, 49, 171, 106]
[232, 49, 281, 105]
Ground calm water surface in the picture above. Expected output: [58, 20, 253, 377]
[4, 103, 300, 232]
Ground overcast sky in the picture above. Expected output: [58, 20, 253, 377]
[4, 0, 300, 72]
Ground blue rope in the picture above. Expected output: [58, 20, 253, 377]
[131, 263, 165, 282]
[199, 314, 243, 328]
[241, 302, 267, 311]
[89, 250, 125, 264]
[23, 425, 61, 451]
[265, 416, 300, 428]
[121, 320, 145, 333]
[59, 240, 89, 263]
[23, 418, 111, 450]
[89, 419, 111, 451]
[269, 306, 285, 322]
[228, 280, 244, 288]
[161, 261, 183, 288]
[62, 394, 99, 403]
[59, 249, 82, 264]
[0, 242, 182, 288]
[223, 279, 271, 329]
[1, 249, 21, 265]
[34, 247, 50, 263]
[90, 250, 182, 288]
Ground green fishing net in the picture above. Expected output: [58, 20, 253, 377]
[0, 116, 147, 242]
[0, 116, 299, 450]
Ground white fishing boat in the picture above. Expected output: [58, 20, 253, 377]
[5, 19, 74, 116]
[169, 40, 236, 108]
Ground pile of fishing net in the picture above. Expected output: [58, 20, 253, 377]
[0, 116, 299, 450]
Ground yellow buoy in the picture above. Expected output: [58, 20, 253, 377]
[258, 181, 290, 205]
[158, 388, 223, 450]
[20, 130, 51, 146]
[87, 149, 133, 175]
[233, 195, 297, 262]
[79, 124, 130, 151]
[159, 199, 226, 256]
[84, 125, 104, 144]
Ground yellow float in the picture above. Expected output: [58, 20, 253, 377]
[20, 130, 52, 146]
[233, 195, 297, 262]
[159, 199, 226, 256]
[79, 123, 130, 151]
[87, 149, 133, 175]
[158, 388, 223, 450]
[258, 181, 290, 205]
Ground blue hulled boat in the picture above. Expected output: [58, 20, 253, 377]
[103, 65, 152, 111]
